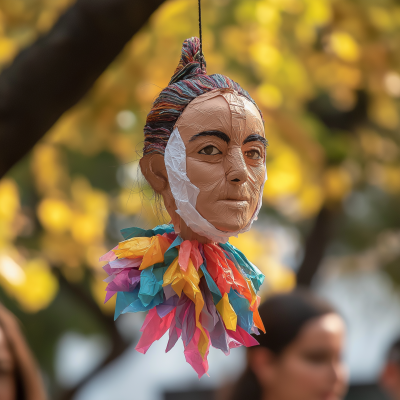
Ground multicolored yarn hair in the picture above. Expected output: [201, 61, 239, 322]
[143, 37, 262, 156]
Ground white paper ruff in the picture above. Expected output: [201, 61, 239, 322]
[164, 127, 267, 243]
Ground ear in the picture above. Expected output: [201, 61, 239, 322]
[140, 154, 168, 194]
[248, 347, 277, 388]
[140, 153, 181, 231]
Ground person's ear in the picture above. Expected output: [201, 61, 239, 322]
[140, 154, 168, 194]
[140, 154, 181, 230]
[248, 347, 277, 388]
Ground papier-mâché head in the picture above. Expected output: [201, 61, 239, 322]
[140, 37, 267, 244]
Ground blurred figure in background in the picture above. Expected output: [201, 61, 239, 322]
[380, 338, 400, 400]
[0, 303, 47, 400]
[226, 290, 347, 400]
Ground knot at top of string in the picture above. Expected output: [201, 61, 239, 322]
[169, 37, 207, 85]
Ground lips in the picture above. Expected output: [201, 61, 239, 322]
[219, 195, 250, 202]
[217, 199, 249, 204]
[217, 189, 251, 203]
[221, 199, 248, 202]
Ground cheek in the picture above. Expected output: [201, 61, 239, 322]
[248, 164, 266, 191]
[274, 357, 331, 398]
[245, 164, 266, 209]
[186, 158, 265, 197]
[186, 158, 225, 193]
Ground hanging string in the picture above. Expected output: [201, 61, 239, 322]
[198, 0, 203, 71]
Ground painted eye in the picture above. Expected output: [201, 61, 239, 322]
[199, 145, 221, 155]
[245, 150, 261, 159]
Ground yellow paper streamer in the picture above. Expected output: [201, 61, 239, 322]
[113, 236, 170, 270]
[140, 236, 164, 270]
[216, 292, 237, 332]
[113, 237, 152, 259]
[163, 258, 182, 294]
[246, 278, 257, 308]
[163, 256, 209, 358]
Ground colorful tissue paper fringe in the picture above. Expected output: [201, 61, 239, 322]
[101, 224, 265, 377]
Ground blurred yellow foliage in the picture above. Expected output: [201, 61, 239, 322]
[382, 165, 400, 194]
[230, 230, 296, 294]
[38, 198, 72, 234]
[303, 0, 331, 27]
[368, 7, 395, 32]
[230, 230, 265, 262]
[32, 144, 68, 195]
[369, 97, 399, 130]
[16, 259, 58, 312]
[257, 83, 283, 109]
[86, 244, 108, 269]
[71, 213, 102, 244]
[330, 32, 360, 63]
[0, 36, 17, 63]
[41, 233, 83, 269]
[91, 273, 116, 314]
[71, 178, 108, 221]
[69, 178, 108, 244]
[255, 2, 281, 30]
[265, 146, 303, 197]
[257, 255, 296, 293]
[270, 0, 303, 15]
[0, 255, 58, 312]
[0, 179, 20, 245]
[250, 42, 282, 73]
[0, 178, 19, 224]
[118, 190, 142, 215]
[324, 167, 352, 203]
[298, 184, 324, 218]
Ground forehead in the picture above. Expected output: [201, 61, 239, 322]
[175, 89, 264, 137]
[294, 314, 345, 349]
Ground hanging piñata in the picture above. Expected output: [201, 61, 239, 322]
[101, 37, 268, 377]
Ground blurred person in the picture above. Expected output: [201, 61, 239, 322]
[380, 337, 400, 400]
[0, 303, 47, 400]
[227, 289, 347, 400]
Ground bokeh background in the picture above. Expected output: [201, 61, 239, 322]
[0, 0, 400, 399]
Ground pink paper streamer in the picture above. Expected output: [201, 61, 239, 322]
[110, 257, 142, 269]
[227, 325, 259, 348]
[190, 242, 203, 270]
[99, 246, 118, 262]
[136, 308, 176, 354]
[184, 328, 210, 378]
[179, 240, 191, 272]
[166, 316, 182, 353]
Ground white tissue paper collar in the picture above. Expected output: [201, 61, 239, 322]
[164, 127, 267, 244]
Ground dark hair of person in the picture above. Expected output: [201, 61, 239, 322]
[230, 289, 336, 400]
[0, 303, 47, 400]
[387, 337, 400, 366]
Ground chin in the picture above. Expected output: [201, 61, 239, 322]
[197, 203, 253, 233]
[208, 217, 249, 233]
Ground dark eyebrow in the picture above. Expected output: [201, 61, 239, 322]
[243, 134, 268, 147]
[189, 130, 230, 144]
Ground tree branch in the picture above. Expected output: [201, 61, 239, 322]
[0, 0, 165, 178]
[296, 206, 336, 287]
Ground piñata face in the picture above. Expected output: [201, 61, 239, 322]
[174, 89, 266, 233]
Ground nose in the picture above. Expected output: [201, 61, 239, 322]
[328, 360, 345, 387]
[225, 148, 248, 184]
